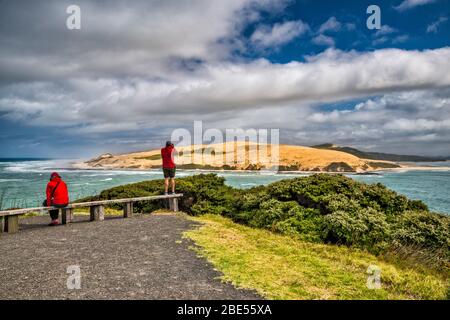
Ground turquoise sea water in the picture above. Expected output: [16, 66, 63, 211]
[0, 159, 449, 214]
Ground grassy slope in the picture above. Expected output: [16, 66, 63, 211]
[184, 214, 449, 300]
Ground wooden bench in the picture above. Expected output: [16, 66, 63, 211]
[0, 194, 183, 234]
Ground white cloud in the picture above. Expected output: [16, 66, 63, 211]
[372, 25, 408, 46]
[318, 17, 342, 33]
[3, 47, 450, 130]
[0, 0, 290, 83]
[393, 34, 410, 44]
[312, 34, 335, 47]
[394, 0, 436, 12]
[427, 16, 448, 33]
[250, 20, 310, 48]
[1, 0, 450, 155]
[312, 17, 343, 48]
[384, 118, 450, 132]
[372, 37, 389, 46]
[375, 25, 397, 37]
[298, 89, 450, 155]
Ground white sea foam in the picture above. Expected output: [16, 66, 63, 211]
[2, 160, 163, 177]
[3, 160, 73, 173]
[0, 178, 25, 182]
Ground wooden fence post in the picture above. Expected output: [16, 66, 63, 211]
[5, 216, 19, 233]
[61, 208, 74, 225]
[169, 198, 179, 212]
[0, 216, 4, 233]
[123, 202, 133, 218]
[90, 205, 104, 221]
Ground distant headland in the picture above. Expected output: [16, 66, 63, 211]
[76, 141, 436, 173]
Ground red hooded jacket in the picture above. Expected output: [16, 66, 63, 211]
[46, 176, 69, 206]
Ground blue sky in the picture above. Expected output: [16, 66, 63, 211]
[0, 0, 449, 158]
[243, 0, 449, 63]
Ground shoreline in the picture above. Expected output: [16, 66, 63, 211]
[2, 160, 449, 214]
[71, 160, 450, 174]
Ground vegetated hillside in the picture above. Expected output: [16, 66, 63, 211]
[81, 174, 450, 272]
[82, 141, 400, 172]
[186, 214, 449, 299]
[311, 143, 447, 162]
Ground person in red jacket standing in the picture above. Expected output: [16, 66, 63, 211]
[45, 172, 69, 226]
[161, 141, 176, 195]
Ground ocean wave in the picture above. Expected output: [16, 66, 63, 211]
[2, 162, 163, 176]
[80, 171, 160, 176]
[0, 178, 25, 182]
[348, 174, 384, 179]
[2, 160, 75, 173]
[80, 173, 116, 177]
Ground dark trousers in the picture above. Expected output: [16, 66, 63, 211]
[49, 204, 68, 220]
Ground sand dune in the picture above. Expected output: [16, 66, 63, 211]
[81, 141, 400, 172]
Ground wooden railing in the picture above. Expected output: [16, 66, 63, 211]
[0, 194, 183, 234]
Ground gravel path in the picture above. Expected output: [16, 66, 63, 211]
[0, 213, 261, 300]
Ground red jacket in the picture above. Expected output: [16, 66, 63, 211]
[161, 146, 176, 169]
[46, 177, 69, 206]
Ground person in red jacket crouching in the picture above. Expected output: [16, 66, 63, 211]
[44, 172, 69, 226]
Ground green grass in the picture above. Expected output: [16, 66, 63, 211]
[184, 214, 449, 300]
[368, 161, 401, 169]
[136, 154, 162, 161]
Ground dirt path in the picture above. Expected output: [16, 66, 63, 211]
[0, 213, 260, 300]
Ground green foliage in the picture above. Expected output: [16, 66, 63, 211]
[136, 154, 162, 160]
[79, 174, 236, 216]
[392, 211, 450, 259]
[323, 208, 391, 253]
[83, 173, 450, 265]
[367, 161, 401, 169]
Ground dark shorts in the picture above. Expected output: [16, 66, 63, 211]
[163, 168, 176, 178]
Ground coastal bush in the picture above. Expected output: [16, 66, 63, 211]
[83, 173, 449, 266]
[391, 210, 450, 259]
[322, 208, 391, 253]
[80, 174, 236, 215]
